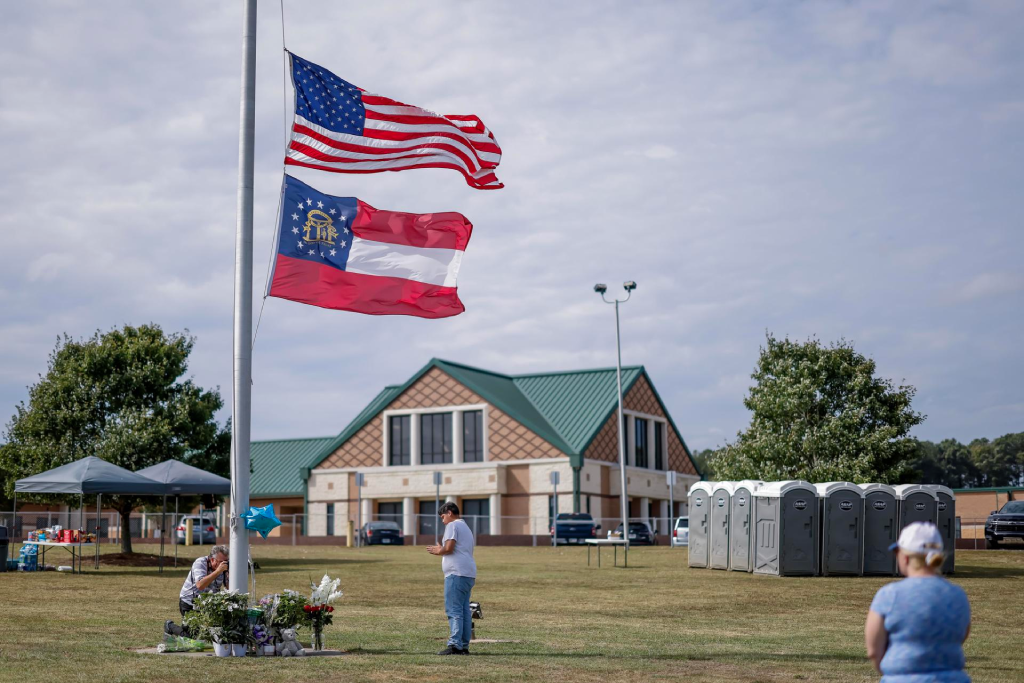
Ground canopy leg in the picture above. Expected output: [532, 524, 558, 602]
[11, 491, 15, 537]
[159, 494, 166, 573]
[174, 496, 179, 568]
[78, 494, 84, 574]
[95, 494, 101, 570]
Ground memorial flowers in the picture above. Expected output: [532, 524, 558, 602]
[305, 574, 343, 651]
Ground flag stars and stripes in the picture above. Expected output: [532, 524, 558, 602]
[285, 53, 502, 189]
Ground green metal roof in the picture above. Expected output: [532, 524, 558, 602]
[250, 436, 333, 498]
[308, 359, 697, 474]
[513, 366, 643, 453]
[952, 486, 1024, 494]
[437, 360, 576, 454]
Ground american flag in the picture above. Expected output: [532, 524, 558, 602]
[285, 53, 502, 190]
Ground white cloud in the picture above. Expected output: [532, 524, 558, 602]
[0, 2, 1021, 449]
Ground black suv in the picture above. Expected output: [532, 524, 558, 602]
[985, 500, 1024, 548]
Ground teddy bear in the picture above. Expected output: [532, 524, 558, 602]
[275, 628, 306, 657]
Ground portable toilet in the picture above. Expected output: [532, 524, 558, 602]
[729, 480, 763, 572]
[709, 482, 735, 570]
[814, 482, 865, 576]
[893, 484, 938, 532]
[753, 481, 819, 576]
[924, 484, 956, 574]
[687, 482, 713, 568]
[859, 483, 898, 576]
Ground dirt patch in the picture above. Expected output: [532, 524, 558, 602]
[102, 552, 166, 567]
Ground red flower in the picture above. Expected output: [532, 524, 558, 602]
[303, 605, 312, 612]
[326, 606, 334, 613]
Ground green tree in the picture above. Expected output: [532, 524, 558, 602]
[909, 439, 978, 488]
[0, 324, 230, 553]
[969, 435, 1024, 487]
[690, 449, 718, 479]
[708, 334, 924, 483]
[992, 432, 1024, 486]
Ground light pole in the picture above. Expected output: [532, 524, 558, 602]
[594, 281, 636, 555]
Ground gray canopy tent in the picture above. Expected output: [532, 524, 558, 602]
[13, 456, 166, 571]
[137, 460, 230, 572]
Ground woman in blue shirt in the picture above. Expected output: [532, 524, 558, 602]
[865, 522, 971, 682]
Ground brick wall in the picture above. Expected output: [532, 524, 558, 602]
[583, 374, 698, 476]
[316, 367, 565, 470]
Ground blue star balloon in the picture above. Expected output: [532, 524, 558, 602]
[242, 504, 282, 539]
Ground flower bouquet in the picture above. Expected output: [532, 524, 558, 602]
[305, 574, 343, 651]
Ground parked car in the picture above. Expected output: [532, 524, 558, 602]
[549, 512, 601, 545]
[175, 516, 218, 545]
[671, 516, 689, 547]
[609, 522, 656, 545]
[985, 500, 1024, 548]
[360, 520, 404, 546]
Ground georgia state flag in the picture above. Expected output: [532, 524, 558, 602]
[268, 175, 472, 318]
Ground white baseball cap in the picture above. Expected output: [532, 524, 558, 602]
[890, 521, 944, 562]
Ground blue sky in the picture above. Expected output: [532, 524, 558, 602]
[0, 1, 1021, 450]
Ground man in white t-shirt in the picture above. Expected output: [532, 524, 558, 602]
[427, 501, 477, 655]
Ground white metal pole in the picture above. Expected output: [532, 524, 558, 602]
[553, 481, 559, 547]
[95, 494, 101, 569]
[229, 0, 257, 592]
[357, 483, 363, 549]
[669, 473, 675, 537]
[435, 481, 440, 545]
[614, 300, 629, 550]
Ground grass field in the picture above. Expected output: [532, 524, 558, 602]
[1, 544, 1022, 683]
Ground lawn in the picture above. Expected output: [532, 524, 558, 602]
[0, 544, 1021, 683]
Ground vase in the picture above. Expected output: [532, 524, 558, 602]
[231, 643, 247, 657]
[311, 612, 325, 651]
[213, 642, 231, 657]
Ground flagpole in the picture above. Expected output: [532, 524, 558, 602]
[229, 0, 256, 593]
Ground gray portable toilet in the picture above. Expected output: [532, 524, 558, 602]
[859, 483, 898, 576]
[730, 480, 763, 572]
[710, 482, 734, 570]
[753, 481, 819, 576]
[924, 484, 956, 574]
[687, 482, 713, 568]
[893, 484, 938, 532]
[814, 482, 864, 576]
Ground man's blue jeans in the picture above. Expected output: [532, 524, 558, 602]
[444, 574, 475, 649]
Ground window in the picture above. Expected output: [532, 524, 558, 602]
[462, 498, 490, 536]
[420, 413, 453, 464]
[635, 417, 648, 468]
[378, 501, 402, 526]
[654, 422, 664, 470]
[463, 410, 484, 462]
[419, 500, 438, 536]
[326, 503, 335, 536]
[388, 415, 410, 466]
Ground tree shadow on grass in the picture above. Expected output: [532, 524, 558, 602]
[341, 648, 868, 663]
[949, 565, 1024, 579]
[92, 557, 384, 577]
[252, 557, 385, 574]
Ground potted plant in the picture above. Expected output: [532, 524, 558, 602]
[182, 591, 249, 657]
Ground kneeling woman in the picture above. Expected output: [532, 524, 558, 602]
[865, 522, 971, 682]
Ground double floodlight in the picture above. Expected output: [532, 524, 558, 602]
[592, 282, 637, 295]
